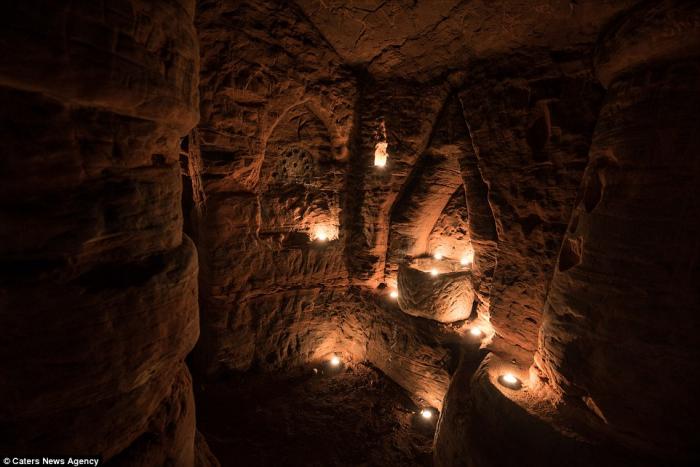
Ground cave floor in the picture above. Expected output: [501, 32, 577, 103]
[194, 362, 435, 467]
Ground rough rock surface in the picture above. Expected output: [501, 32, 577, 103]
[458, 48, 605, 359]
[192, 1, 460, 413]
[344, 78, 451, 285]
[434, 354, 652, 467]
[191, 4, 667, 459]
[398, 265, 474, 323]
[434, 2, 700, 466]
[535, 1, 700, 461]
[427, 187, 472, 263]
[192, 0, 355, 378]
[5, 0, 698, 465]
[296, 0, 637, 81]
[196, 363, 434, 466]
[0, 1, 204, 463]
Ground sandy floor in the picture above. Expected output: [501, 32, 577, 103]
[194, 362, 435, 466]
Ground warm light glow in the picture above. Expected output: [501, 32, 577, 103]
[312, 224, 338, 242]
[470, 327, 482, 337]
[460, 250, 474, 266]
[330, 355, 341, 367]
[374, 142, 388, 167]
[433, 252, 443, 260]
[502, 373, 517, 384]
[420, 408, 433, 420]
[498, 372, 522, 390]
[430, 268, 439, 277]
[389, 290, 399, 299]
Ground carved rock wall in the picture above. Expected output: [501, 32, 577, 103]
[535, 1, 700, 461]
[0, 0, 202, 464]
[458, 49, 605, 360]
[192, 0, 356, 376]
[296, 0, 636, 81]
[192, 1, 467, 410]
[435, 2, 700, 466]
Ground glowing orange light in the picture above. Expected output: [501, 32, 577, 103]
[460, 250, 474, 266]
[312, 225, 338, 242]
[420, 408, 433, 420]
[498, 372, 522, 389]
[374, 142, 388, 167]
[470, 327, 482, 337]
[430, 268, 439, 277]
[434, 252, 443, 260]
[330, 355, 341, 367]
[389, 290, 399, 299]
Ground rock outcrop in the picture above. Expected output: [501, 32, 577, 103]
[435, 2, 700, 466]
[0, 1, 203, 463]
[535, 1, 700, 461]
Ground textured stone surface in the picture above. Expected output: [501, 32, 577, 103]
[458, 48, 605, 359]
[192, 0, 356, 378]
[353, 289, 457, 410]
[435, 2, 700, 466]
[190, 2, 642, 450]
[398, 265, 474, 323]
[387, 138, 464, 261]
[6, 0, 696, 465]
[344, 78, 451, 285]
[535, 3, 700, 461]
[0, 0, 203, 463]
[193, 4, 462, 411]
[595, 0, 700, 87]
[196, 363, 434, 466]
[296, 0, 636, 81]
[434, 354, 651, 467]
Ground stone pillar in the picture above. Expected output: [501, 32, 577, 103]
[0, 1, 201, 464]
[535, 1, 700, 461]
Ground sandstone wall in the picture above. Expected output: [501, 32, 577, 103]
[535, 1, 700, 461]
[192, 0, 615, 420]
[191, 0, 356, 377]
[0, 1, 203, 463]
[435, 2, 700, 466]
[458, 49, 605, 360]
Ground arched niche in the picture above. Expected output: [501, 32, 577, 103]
[257, 104, 341, 238]
[259, 104, 334, 190]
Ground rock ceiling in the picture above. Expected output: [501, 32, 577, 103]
[296, 0, 636, 79]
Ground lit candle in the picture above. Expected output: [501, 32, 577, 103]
[498, 372, 522, 389]
[374, 142, 388, 167]
[460, 251, 474, 266]
[313, 225, 337, 242]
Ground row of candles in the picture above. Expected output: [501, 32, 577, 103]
[323, 351, 522, 426]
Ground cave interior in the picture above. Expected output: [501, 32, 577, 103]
[1, 1, 700, 466]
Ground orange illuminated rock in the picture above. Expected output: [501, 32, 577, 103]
[397, 264, 474, 323]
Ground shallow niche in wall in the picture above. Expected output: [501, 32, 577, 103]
[261, 105, 342, 240]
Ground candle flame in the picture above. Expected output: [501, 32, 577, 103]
[374, 142, 388, 167]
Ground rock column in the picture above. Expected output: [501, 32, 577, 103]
[0, 1, 201, 464]
[535, 1, 700, 461]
